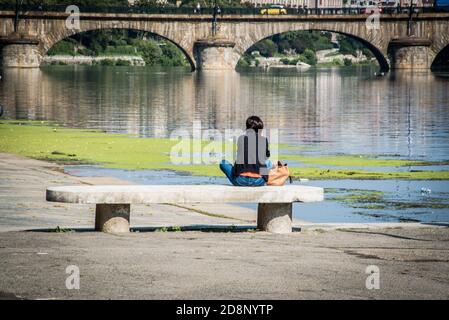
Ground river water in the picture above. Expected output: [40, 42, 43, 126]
[1, 65, 449, 223]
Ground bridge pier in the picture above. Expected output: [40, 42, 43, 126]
[0, 36, 41, 68]
[388, 37, 432, 70]
[194, 38, 237, 70]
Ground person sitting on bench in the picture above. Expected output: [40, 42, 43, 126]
[220, 116, 272, 187]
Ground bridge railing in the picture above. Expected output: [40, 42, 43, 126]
[0, 4, 445, 15]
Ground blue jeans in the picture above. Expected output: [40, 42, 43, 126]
[219, 160, 269, 187]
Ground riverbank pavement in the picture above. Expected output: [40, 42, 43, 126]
[0, 152, 448, 299]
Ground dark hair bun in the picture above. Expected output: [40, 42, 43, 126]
[246, 116, 264, 131]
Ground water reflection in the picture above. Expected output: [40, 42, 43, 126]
[1, 66, 449, 161]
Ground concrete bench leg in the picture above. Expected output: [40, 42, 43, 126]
[95, 204, 130, 233]
[257, 203, 292, 234]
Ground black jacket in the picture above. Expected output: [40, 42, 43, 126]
[233, 130, 270, 180]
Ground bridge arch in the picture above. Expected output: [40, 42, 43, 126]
[431, 42, 449, 70]
[228, 21, 390, 72]
[236, 29, 389, 72]
[39, 24, 197, 70]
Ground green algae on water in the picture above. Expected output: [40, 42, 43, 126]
[328, 188, 449, 211]
[1, 120, 448, 180]
[282, 153, 442, 167]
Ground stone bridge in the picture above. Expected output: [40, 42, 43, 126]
[1, 11, 448, 71]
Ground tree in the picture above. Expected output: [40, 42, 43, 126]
[337, 34, 373, 58]
[250, 39, 277, 58]
[301, 49, 317, 65]
[136, 39, 163, 65]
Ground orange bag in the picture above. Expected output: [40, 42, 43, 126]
[267, 161, 292, 186]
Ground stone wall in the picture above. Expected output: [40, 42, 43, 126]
[389, 45, 431, 69]
[2, 44, 42, 68]
[42, 55, 146, 66]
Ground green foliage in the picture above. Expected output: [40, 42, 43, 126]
[361, 47, 374, 59]
[337, 35, 374, 58]
[316, 59, 346, 67]
[245, 31, 373, 65]
[46, 29, 189, 67]
[133, 0, 174, 7]
[271, 31, 334, 55]
[93, 58, 131, 66]
[158, 41, 189, 66]
[99, 59, 115, 66]
[103, 45, 136, 55]
[71, 29, 132, 54]
[343, 58, 353, 66]
[237, 54, 255, 67]
[281, 57, 300, 65]
[280, 58, 290, 65]
[247, 31, 335, 59]
[314, 33, 334, 51]
[115, 59, 131, 66]
[77, 48, 95, 56]
[237, 57, 250, 67]
[251, 39, 277, 58]
[47, 40, 75, 56]
[135, 39, 163, 66]
[300, 48, 317, 65]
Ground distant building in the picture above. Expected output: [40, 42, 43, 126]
[242, 0, 344, 8]
[242, 0, 430, 7]
[128, 0, 169, 5]
[244, 0, 306, 7]
[314, 0, 345, 8]
[348, 0, 426, 7]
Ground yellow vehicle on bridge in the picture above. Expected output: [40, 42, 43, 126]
[260, 5, 288, 15]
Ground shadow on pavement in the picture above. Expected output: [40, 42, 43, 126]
[25, 225, 302, 233]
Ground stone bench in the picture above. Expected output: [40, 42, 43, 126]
[46, 185, 324, 234]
